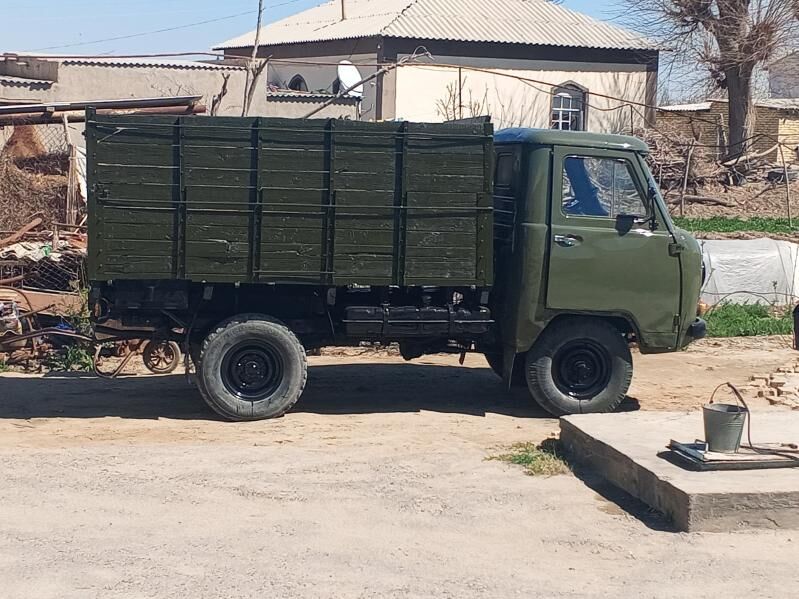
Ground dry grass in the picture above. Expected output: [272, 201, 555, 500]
[0, 153, 68, 231]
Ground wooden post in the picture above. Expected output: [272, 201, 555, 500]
[679, 142, 695, 217]
[61, 114, 77, 226]
[779, 145, 793, 228]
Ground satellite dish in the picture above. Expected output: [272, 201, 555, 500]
[337, 60, 364, 98]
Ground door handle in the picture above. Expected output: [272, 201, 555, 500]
[554, 234, 581, 248]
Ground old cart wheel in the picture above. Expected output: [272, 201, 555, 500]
[198, 314, 307, 422]
[142, 340, 181, 374]
[525, 317, 632, 416]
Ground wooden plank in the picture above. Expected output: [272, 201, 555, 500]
[185, 186, 253, 206]
[406, 192, 481, 208]
[99, 255, 174, 276]
[103, 239, 173, 256]
[263, 228, 324, 245]
[97, 142, 175, 166]
[186, 240, 250, 259]
[99, 183, 175, 203]
[264, 170, 327, 190]
[96, 163, 176, 186]
[407, 216, 477, 233]
[184, 145, 253, 168]
[186, 256, 249, 276]
[407, 173, 486, 193]
[261, 242, 323, 257]
[407, 230, 475, 248]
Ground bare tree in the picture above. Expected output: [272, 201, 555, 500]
[242, 0, 266, 117]
[435, 76, 489, 120]
[625, 0, 799, 158]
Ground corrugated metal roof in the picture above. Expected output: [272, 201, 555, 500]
[215, 0, 657, 51]
[660, 98, 799, 112]
[61, 58, 246, 71]
[757, 98, 799, 111]
[658, 102, 713, 112]
[0, 74, 53, 88]
[268, 89, 360, 102]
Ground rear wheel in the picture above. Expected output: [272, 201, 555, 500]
[525, 317, 632, 416]
[198, 314, 307, 421]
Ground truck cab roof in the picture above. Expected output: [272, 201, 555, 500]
[494, 128, 649, 154]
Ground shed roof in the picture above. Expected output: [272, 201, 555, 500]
[0, 74, 53, 89]
[59, 58, 246, 71]
[215, 0, 657, 52]
[660, 98, 799, 113]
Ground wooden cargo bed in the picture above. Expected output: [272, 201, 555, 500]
[87, 114, 494, 287]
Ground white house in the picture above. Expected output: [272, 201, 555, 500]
[215, 0, 660, 132]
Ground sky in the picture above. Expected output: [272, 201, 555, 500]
[1, 0, 627, 56]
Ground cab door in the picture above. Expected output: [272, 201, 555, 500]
[546, 147, 682, 349]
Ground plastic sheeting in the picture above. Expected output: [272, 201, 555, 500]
[700, 238, 799, 306]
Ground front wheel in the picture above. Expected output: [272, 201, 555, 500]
[198, 314, 308, 421]
[525, 317, 632, 416]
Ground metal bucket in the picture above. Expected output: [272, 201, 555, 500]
[703, 403, 747, 453]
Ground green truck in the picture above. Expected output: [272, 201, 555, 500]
[86, 112, 705, 421]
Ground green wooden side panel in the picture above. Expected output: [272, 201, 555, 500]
[87, 113, 494, 287]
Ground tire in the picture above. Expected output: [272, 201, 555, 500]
[525, 317, 632, 416]
[484, 352, 527, 387]
[198, 314, 308, 421]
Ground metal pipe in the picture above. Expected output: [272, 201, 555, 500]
[0, 104, 207, 127]
[0, 95, 202, 116]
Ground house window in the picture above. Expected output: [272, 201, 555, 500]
[551, 84, 587, 131]
[288, 75, 308, 92]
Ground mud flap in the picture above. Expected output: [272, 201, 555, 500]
[502, 345, 518, 391]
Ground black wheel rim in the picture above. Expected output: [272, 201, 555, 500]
[552, 340, 611, 400]
[221, 341, 284, 401]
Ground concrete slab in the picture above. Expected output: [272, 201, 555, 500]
[560, 412, 799, 532]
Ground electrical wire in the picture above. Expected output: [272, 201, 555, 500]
[6, 48, 796, 153]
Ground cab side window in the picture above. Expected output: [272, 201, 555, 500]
[562, 156, 648, 218]
[495, 153, 514, 188]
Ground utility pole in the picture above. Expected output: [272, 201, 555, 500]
[242, 0, 265, 117]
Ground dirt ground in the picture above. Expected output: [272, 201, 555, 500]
[1, 337, 798, 598]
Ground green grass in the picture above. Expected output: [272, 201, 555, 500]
[44, 345, 94, 372]
[705, 303, 793, 338]
[0, 360, 8, 373]
[673, 216, 799, 234]
[487, 440, 571, 476]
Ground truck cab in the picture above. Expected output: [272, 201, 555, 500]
[488, 128, 704, 415]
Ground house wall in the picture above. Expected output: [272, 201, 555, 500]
[769, 55, 799, 99]
[778, 116, 799, 161]
[227, 38, 657, 131]
[657, 102, 784, 160]
[391, 58, 649, 132]
[267, 53, 378, 121]
[0, 59, 359, 152]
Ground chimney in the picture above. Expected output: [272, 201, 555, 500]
[340, 0, 347, 20]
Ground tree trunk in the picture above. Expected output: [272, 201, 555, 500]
[725, 63, 755, 160]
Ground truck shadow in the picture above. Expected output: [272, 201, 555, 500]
[0, 362, 640, 420]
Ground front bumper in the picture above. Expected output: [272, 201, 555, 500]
[687, 318, 707, 341]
